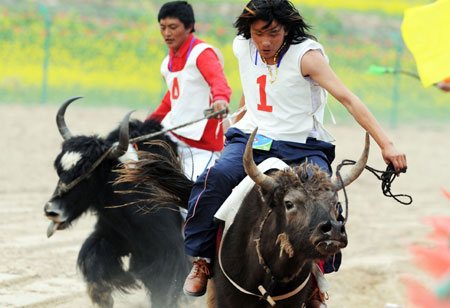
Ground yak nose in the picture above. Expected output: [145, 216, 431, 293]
[318, 220, 347, 238]
[44, 201, 62, 218]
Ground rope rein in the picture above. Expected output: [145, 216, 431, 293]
[52, 108, 229, 199]
[129, 108, 228, 144]
[336, 159, 412, 224]
[50, 146, 115, 201]
[218, 205, 311, 307]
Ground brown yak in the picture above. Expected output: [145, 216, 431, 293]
[118, 127, 369, 308]
[208, 128, 369, 308]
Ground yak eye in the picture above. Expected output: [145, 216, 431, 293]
[285, 200, 294, 211]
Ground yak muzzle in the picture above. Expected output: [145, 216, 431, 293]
[44, 201, 69, 238]
[312, 220, 348, 255]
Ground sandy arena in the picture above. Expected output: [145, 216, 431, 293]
[1, 103, 449, 308]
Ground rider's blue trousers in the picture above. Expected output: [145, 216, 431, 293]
[184, 128, 341, 272]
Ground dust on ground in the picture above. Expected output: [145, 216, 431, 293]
[1, 104, 448, 307]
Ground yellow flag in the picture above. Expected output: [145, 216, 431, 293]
[401, 0, 450, 87]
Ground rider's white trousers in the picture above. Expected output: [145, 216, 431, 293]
[167, 133, 220, 181]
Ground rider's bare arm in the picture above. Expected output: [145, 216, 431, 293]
[234, 94, 246, 124]
[301, 49, 407, 173]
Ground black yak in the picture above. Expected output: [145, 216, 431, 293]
[44, 97, 193, 308]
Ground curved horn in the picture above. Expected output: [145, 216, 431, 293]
[332, 132, 370, 190]
[56, 96, 83, 140]
[109, 110, 134, 159]
[243, 127, 276, 191]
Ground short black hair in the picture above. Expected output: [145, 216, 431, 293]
[158, 1, 195, 33]
[234, 0, 315, 45]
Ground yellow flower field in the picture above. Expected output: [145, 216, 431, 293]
[0, 0, 448, 123]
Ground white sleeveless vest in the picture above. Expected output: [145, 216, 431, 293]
[160, 43, 224, 141]
[232, 36, 334, 143]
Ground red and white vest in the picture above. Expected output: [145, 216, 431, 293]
[161, 43, 224, 141]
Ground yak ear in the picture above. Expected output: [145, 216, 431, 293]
[257, 169, 279, 208]
[258, 182, 279, 209]
[260, 189, 275, 208]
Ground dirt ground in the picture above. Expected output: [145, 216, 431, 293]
[1, 103, 449, 308]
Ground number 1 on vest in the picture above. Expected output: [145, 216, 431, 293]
[256, 75, 272, 112]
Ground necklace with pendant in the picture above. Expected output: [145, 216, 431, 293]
[260, 41, 287, 84]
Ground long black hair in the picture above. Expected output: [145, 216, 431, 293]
[234, 0, 315, 44]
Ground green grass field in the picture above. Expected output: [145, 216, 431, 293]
[0, 0, 448, 125]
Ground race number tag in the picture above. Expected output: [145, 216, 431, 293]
[252, 134, 273, 151]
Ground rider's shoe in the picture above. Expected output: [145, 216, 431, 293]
[183, 259, 211, 297]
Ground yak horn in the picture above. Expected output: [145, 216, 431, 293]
[332, 132, 370, 190]
[56, 96, 83, 140]
[243, 128, 276, 191]
[109, 110, 134, 159]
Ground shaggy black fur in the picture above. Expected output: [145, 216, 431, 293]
[46, 118, 191, 308]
